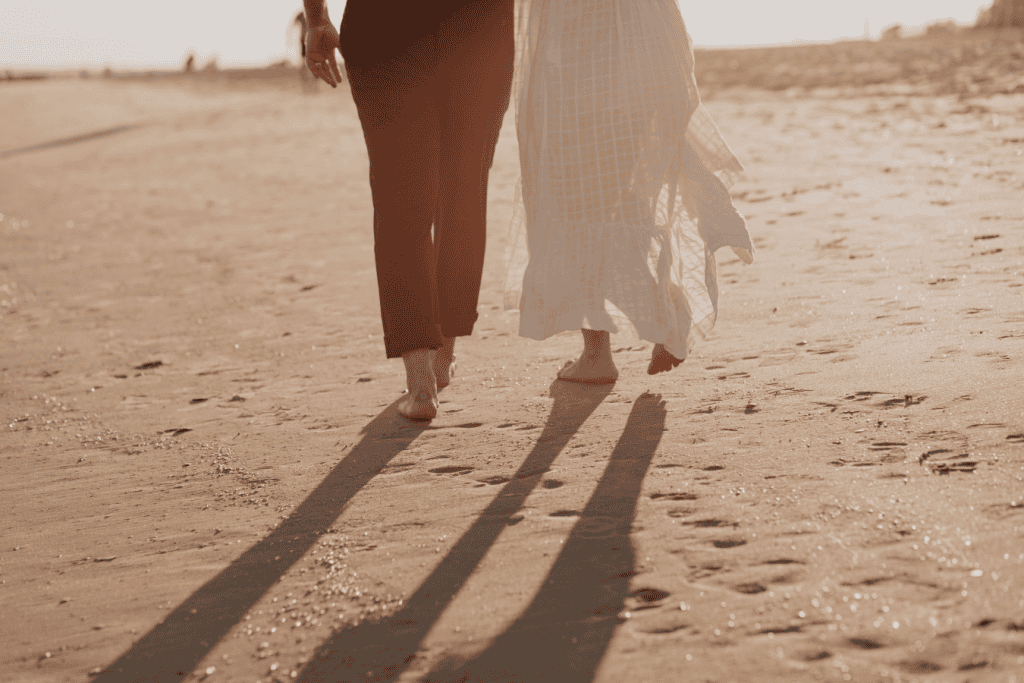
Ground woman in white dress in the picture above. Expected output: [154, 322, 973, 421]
[505, 0, 754, 382]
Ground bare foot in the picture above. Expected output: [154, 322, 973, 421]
[399, 348, 438, 420]
[433, 336, 456, 389]
[647, 343, 683, 375]
[557, 329, 618, 384]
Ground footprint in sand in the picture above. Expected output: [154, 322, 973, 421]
[918, 450, 977, 474]
[382, 462, 415, 475]
[692, 561, 724, 577]
[878, 395, 926, 408]
[760, 625, 801, 634]
[576, 515, 619, 538]
[428, 465, 474, 475]
[849, 637, 883, 650]
[928, 460, 978, 474]
[900, 660, 943, 674]
[649, 492, 698, 501]
[807, 343, 855, 357]
[716, 371, 750, 380]
[869, 441, 908, 451]
[640, 619, 690, 635]
[516, 467, 550, 479]
[684, 518, 737, 528]
[626, 587, 670, 606]
[844, 390, 882, 402]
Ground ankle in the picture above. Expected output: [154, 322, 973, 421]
[403, 348, 437, 391]
[435, 336, 455, 361]
[581, 331, 611, 359]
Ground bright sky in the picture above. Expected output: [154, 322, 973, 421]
[0, 0, 994, 71]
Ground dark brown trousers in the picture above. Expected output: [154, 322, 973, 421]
[340, 0, 514, 358]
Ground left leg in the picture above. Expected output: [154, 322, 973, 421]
[433, 335, 456, 389]
[557, 329, 619, 384]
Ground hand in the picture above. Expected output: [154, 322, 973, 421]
[305, 21, 342, 87]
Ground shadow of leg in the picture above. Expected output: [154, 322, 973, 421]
[298, 381, 613, 682]
[94, 399, 428, 683]
[424, 392, 667, 682]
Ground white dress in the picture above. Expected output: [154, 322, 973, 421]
[504, 0, 754, 360]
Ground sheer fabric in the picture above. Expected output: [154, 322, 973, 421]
[504, 0, 754, 360]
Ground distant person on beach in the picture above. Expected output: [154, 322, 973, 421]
[504, 0, 754, 383]
[302, 0, 514, 419]
[295, 11, 308, 56]
[294, 11, 319, 90]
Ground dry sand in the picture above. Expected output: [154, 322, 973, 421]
[2, 60, 1024, 683]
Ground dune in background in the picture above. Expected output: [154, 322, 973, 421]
[694, 28, 1024, 96]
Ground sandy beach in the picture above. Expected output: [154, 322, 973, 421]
[2, 48, 1024, 683]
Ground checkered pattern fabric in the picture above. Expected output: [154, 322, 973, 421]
[504, 0, 753, 359]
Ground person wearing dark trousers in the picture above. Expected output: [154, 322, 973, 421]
[302, 0, 514, 420]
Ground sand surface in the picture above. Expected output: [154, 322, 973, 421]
[2, 67, 1024, 683]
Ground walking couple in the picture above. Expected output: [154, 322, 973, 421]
[303, 0, 754, 421]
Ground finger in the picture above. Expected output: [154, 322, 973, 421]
[309, 60, 333, 87]
[327, 55, 342, 86]
[317, 60, 334, 87]
[321, 62, 336, 87]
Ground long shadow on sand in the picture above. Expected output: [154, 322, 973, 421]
[0, 124, 140, 159]
[94, 397, 429, 683]
[422, 393, 666, 682]
[296, 385, 663, 683]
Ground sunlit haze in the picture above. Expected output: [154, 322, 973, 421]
[0, 0, 994, 71]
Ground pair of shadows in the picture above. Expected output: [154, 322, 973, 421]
[299, 385, 667, 683]
[94, 399, 430, 682]
[95, 381, 663, 683]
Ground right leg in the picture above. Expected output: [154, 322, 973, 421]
[431, 0, 515, 388]
[648, 344, 683, 375]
